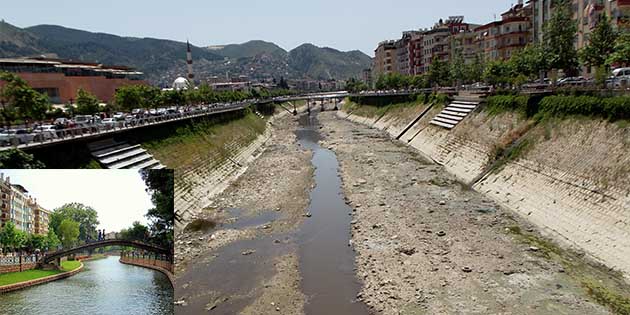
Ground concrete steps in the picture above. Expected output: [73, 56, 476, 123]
[88, 139, 165, 169]
[430, 98, 481, 130]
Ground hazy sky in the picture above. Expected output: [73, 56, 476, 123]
[1, 170, 153, 233]
[4, 0, 513, 55]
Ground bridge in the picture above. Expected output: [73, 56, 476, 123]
[0, 89, 444, 153]
[39, 239, 171, 269]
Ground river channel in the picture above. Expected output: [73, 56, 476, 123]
[0, 256, 173, 315]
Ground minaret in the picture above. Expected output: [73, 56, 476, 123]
[186, 40, 195, 87]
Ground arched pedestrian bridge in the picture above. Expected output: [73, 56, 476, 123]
[39, 239, 171, 269]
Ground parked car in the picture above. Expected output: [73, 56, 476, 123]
[33, 125, 58, 141]
[611, 67, 630, 88]
[102, 118, 118, 128]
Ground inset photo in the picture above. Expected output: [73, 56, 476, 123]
[0, 169, 174, 315]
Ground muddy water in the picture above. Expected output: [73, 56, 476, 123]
[295, 112, 369, 315]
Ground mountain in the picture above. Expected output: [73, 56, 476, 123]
[0, 21, 42, 57]
[288, 44, 373, 80]
[0, 21, 372, 85]
[211, 40, 287, 59]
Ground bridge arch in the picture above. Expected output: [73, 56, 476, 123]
[39, 239, 171, 268]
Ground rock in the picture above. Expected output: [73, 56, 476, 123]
[174, 299, 187, 306]
[462, 266, 473, 273]
[437, 231, 446, 237]
[242, 249, 256, 255]
[528, 246, 540, 252]
[439, 200, 446, 206]
[398, 247, 417, 256]
[304, 212, 312, 217]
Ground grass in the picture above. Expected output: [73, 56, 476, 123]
[0, 260, 82, 286]
[505, 225, 630, 314]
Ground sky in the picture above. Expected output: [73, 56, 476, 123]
[3, 0, 514, 56]
[1, 170, 154, 233]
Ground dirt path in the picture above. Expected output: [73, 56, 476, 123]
[175, 111, 312, 314]
[317, 111, 610, 315]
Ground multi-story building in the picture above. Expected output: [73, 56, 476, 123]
[409, 31, 425, 75]
[0, 57, 145, 104]
[422, 16, 472, 73]
[0, 173, 50, 235]
[450, 30, 479, 65]
[32, 202, 51, 235]
[475, 2, 532, 62]
[373, 40, 397, 77]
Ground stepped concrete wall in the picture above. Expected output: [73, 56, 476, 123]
[174, 111, 291, 227]
[340, 102, 630, 277]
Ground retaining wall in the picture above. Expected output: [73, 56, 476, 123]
[0, 263, 83, 293]
[119, 257, 174, 285]
[339, 102, 630, 277]
[174, 110, 293, 227]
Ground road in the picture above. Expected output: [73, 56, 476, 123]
[174, 108, 612, 315]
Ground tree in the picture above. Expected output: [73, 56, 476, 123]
[50, 203, 99, 242]
[428, 57, 450, 87]
[0, 71, 50, 127]
[278, 76, 289, 89]
[25, 233, 47, 253]
[75, 88, 101, 115]
[543, 0, 579, 75]
[0, 221, 18, 252]
[483, 60, 512, 86]
[58, 219, 80, 248]
[449, 51, 466, 85]
[140, 169, 174, 250]
[464, 54, 485, 84]
[0, 149, 45, 169]
[120, 221, 149, 242]
[607, 32, 630, 67]
[46, 229, 60, 251]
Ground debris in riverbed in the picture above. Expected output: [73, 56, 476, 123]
[437, 231, 446, 237]
[242, 249, 256, 255]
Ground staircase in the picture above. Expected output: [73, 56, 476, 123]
[430, 93, 484, 129]
[89, 139, 165, 169]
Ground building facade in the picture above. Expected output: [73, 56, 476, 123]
[372, 40, 397, 77]
[0, 174, 50, 235]
[0, 58, 146, 104]
[475, 2, 532, 62]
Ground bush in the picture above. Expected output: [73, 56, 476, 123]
[485, 95, 530, 116]
[538, 95, 630, 121]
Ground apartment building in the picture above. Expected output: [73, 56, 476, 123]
[450, 29, 479, 65]
[0, 173, 50, 235]
[373, 40, 397, 77]
[475, 2, 532, 61]
[409, 32, 424, 75]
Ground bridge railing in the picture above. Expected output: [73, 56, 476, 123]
[0, 102, 251, 150]
[120, 251, 173, 273]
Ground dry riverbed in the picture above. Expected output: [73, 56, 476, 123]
[175, 111, 312, 314]
[317, 111, 612, 315]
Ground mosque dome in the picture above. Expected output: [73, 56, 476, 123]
[173, 77, 190, 90]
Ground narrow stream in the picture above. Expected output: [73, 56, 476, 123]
[176, 109, 368, 314]
[295, 111, 369, 315]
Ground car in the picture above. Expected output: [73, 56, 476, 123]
[33, 125, 59, 141]
[113, 112, 126, 120]
[102, 118, 118, 127]
[611, 67, 630, 88]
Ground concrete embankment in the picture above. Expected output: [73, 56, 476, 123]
[119, 257, 174, 286]
[340, 99, 630, 278]
[0, 263, 84, 294]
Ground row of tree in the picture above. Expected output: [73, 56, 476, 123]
[117, 170, 174, 251]
[349, 1, 630, 92]
[0, 70, 295, 126]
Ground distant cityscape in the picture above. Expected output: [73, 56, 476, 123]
[0, 173, 50, 235]
[369, 0, 630, 82]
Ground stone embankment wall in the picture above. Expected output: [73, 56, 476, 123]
[119, 256, 174, 285]
[340, 101, 630, 277]
[174, 110, 293, 227]
[0, 263, 83, 293]
[0, 256, 39, 274]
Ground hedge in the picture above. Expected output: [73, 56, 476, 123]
[538, 95, 630, 121]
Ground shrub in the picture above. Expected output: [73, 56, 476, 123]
[538, 95, 630, 121]
[485, 95, 530, 116]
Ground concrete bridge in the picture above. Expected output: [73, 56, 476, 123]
[0, 89, 439, 154]
[39, 239, 171, 269]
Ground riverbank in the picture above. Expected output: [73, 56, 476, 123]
[119, 256, 174, 286]
[0, 261, 83, 293]
[319, 110, 619, 314]
[175, 106, 312, 314]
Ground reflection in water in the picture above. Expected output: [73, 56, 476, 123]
[0, 256, 173, 315]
